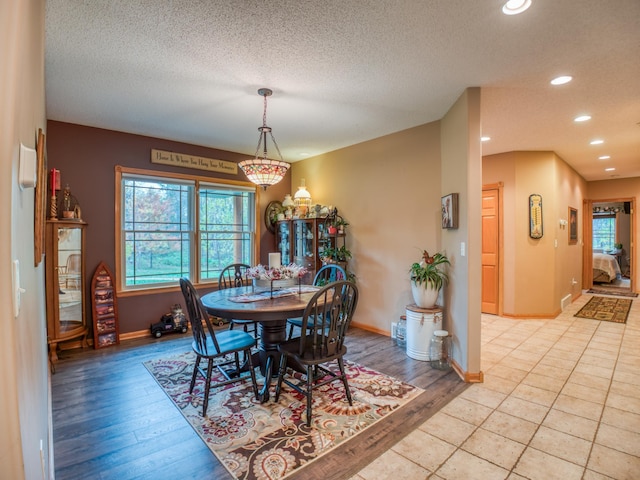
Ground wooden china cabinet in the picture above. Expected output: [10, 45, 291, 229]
[277, 217, 347, 283]
[45, 219, 89, 365]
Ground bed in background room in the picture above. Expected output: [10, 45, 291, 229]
[593, 253, 621, 283]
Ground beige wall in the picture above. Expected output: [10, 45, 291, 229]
[441, 88, 482, 377]
[0, 1, 50, 479]
[483, 151, 588, 317]
[291, 122, 443, 335]
[292, 88, 483, 377]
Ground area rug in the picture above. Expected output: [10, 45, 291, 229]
[574, 296, 633, 323]
[587, 286, 638, 298]
[144, 352, 423, 480]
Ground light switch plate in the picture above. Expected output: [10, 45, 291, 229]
[19, 143, 37, 189]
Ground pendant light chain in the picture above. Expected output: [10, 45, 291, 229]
[253, 91, 284, 162]
[238, 87, 290, 189]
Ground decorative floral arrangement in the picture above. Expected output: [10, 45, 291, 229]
[247, 263, 307, 281]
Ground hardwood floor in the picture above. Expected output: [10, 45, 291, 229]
[51, 327, 468, 480]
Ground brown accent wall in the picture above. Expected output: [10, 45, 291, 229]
[46, 121, 289, 334]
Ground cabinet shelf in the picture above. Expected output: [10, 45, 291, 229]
[91, 261, 120, 349]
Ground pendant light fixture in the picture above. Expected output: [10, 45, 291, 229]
[239, 88, 290, 189]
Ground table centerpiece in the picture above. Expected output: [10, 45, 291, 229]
[247, 264, 307, 294]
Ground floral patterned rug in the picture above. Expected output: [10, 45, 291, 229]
[144, 352, 423, 480]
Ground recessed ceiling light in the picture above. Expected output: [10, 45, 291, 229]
[599, 155, 611, 160]
[481, 136, 491, 142]
[550, 75, 572, 85]
[502, 0, 532, 15]
[590, 139, 604, 145]
[574, 115, 591, 122]
[299, 152, 309, 157]
[605, 167, 616, 172]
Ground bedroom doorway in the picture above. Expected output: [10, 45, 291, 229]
[583, 198, 635, 295]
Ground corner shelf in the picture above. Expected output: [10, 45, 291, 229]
[91, 261, 120, 348]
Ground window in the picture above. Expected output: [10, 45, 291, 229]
[592, 215, 616, 251]
[199, 184, 254, 281]
[117, 168, 256, 292]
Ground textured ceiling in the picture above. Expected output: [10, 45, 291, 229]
[45, 0, 640, 181]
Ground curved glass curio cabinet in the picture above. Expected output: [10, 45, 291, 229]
[46, 220, 89, 365]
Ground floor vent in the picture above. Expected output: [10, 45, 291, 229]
[561, 294, 572, 311]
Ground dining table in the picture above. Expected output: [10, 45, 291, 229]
[200, 284, 320, 402]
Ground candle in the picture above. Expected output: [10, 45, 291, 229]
[268, 252, 281, 270]
[50, 169, 56, 194]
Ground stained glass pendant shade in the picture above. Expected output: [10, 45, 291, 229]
[238, 88, 290, 189]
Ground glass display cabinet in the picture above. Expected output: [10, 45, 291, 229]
[276, 220, 292, 265]
[293, 219, 318, 283]
[276, 217, 350, 283]
[45, 220, 89, 365]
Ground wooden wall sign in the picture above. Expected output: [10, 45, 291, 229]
[151, 149, 238, 175]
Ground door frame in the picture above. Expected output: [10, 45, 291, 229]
[583, 197, 635, 292]
[482, 182, 504, 315]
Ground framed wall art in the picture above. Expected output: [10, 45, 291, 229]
[34, 128, 47, 266]
[529, 194, 543, 239]
[441, 193, 458, 229]
[568, 207, 578, 244]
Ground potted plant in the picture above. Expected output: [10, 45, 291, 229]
[321, 245, 352, 265]
[335, 218, 349, 234]
[326, 214, 349, 235]
[409, 250, 450, 308]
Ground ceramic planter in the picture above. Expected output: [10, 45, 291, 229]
[411, 281, 440, 308]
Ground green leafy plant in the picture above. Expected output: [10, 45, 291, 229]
[409, 250, 450, 290]
[333, 218, 349, 227]
[321, 245, 352, 263]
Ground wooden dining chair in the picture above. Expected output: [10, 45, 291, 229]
[275, 280, 359, 426]
[179, 277, 259, 417]
[218, 263, 258, 337]
[286, 264, 346, 339]
[59, 253, 82, 290]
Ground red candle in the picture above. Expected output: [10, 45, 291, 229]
[50, 169, 60, 192]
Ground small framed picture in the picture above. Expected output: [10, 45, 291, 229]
[569, 207, 578, 244]
[441, 193, 458, 229]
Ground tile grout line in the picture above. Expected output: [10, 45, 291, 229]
[458, 312, 607, 478]
[580, 319, 626, 471]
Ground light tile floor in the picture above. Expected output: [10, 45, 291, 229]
[352, 293, 640, 480]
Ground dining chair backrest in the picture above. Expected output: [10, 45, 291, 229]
[180, 278, 220, 355]
[313, 263, 347, 287]
[298, 281, 358, 359]
[218, 263, 251, 290]
[66, 253, 82, 274]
